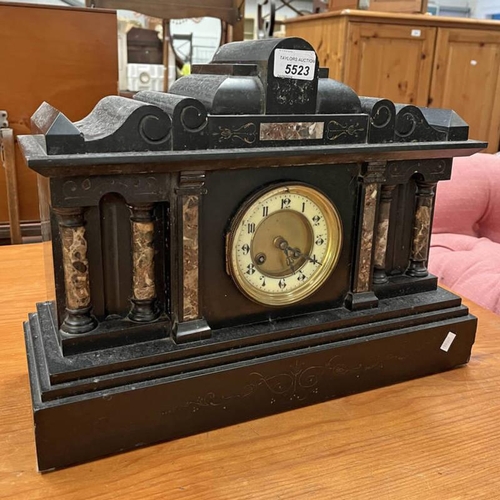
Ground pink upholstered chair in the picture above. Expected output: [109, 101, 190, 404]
[429, 153, 500, 314]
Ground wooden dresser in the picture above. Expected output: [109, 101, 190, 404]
[0, 2, 118, 237]
[285, 10, 500, 152]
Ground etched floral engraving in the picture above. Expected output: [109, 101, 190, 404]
[62, 176, 161, 201]
[327, 120, 365, 142]
[163, 355, 407, 416]
[214, 123, 257, 144]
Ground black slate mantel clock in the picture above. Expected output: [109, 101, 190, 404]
[18, 37, 485, 472]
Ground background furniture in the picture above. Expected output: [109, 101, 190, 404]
[86, 0, 244, 25]
[329, 0, 427, 14]
[127, 27, 164, 64]
[0, 2, 118, 242]
[0, 126, 21, 244]
[87, 0, 246, 45]
[430, 153, 500, 315]
[257, 0, 329, 38]
[89, 1, 245, 93]
[285, 11, 500, 153]
[0, 242, 499, 495]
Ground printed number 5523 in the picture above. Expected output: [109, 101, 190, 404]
[284, 64, 310, 76]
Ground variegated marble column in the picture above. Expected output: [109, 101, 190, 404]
[373, 184, 396, 285]
[128, 203, 159, 322]
[174, 171, 211, 343]
[54, 207, 97, 334]
[407, 180, 436, 278]
[347, 161, 386, 311]
[181, 194, 200, 322]
[354, 182, 379, 294]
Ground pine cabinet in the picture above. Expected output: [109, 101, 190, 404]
[286, 11, 500, 152]
[430, 28, 500, 154]
[345, 22, 436, 106]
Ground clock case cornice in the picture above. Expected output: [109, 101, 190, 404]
[18, 36, 485, 177]
[19, 137, 486, 177]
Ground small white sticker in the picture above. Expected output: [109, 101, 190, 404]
[411, 29, 421, 37]
[440, 332, 457, 352]
[274, 49, 316, 81]
[470, 60, 478, 66]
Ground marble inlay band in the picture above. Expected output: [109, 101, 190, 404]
[182, 194, 200, 322]
[260, 122, 324, 141]
[355, 183, 379, 293]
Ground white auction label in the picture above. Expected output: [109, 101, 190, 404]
[440, 332, 457, 352]
[273, 49, 316, 81]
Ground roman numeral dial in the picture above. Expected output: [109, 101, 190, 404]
[227, 184, 343, 306]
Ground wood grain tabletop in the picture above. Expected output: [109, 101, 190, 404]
[1, 243, 499, 500]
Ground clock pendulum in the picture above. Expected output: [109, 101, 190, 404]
[18, 36, 485, 471]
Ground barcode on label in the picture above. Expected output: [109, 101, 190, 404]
[273, 49, 316, 81]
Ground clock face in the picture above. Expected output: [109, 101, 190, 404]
[227, 184, 343, 306]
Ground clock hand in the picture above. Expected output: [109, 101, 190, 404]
[291, 248, 322, 266]
[274, 236, 322, 269]
[274, 236, 289, 252]
[274, 237, 297, 273]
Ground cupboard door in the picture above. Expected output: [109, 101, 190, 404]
[345, 22, 436, 106]
[0, 4, 118, 224]
[344, 23, 436, 106]
[367, 0, 424, 14]
[430, 28, 500, 153]
[285, 17, 348, 81]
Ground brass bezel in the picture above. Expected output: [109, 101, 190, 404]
[226, 183, 343, 306]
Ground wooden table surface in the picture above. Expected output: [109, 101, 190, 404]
[1, 243, 499, 499]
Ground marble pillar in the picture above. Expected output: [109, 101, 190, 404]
[373, 184, 396, 285]
[128, 203, 159, 322]
[347, 161, 386, 310]
[54, 206, 97, 334]
[407, 180, 437, 278]
[174, 171, 211, 342]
